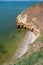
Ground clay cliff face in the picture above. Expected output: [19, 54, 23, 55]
[20, 3, 43, 31]
[16, 3, 43, 35]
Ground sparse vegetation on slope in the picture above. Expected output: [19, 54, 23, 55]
[14, 47, 43, 65]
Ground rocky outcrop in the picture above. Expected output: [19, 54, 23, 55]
[16, 3, 43, 36]
[16, 14, 40, 36]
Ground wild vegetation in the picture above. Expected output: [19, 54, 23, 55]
[14, 47, 43, 65]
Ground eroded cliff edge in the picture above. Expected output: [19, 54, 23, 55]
[14, 3, 43, 65]
[16, 2, 43, 59]
[17, 3, 43, 32]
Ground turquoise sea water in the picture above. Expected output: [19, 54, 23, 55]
[0, 1, 40, 62]
[0, 1, 39, 38]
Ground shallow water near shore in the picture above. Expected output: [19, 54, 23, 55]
[0, 1, 39, 63]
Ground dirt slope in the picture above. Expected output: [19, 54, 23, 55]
[21, 3, 43, 31]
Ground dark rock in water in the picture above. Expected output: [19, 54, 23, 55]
[17, 25, 20, 28]
[20, 25, 23, 28]
[17, 25, 23, 28]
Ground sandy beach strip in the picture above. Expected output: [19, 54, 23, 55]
[11, 30, 39, 62]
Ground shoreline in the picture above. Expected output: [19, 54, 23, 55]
[2, 30, 40, 65]
[10, 30, 28, 61]
[11, 30, 40, 62]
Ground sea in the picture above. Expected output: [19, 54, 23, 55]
[0, 1, 39, 37]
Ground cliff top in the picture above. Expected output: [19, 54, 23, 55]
[19, 2, 43, 31]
